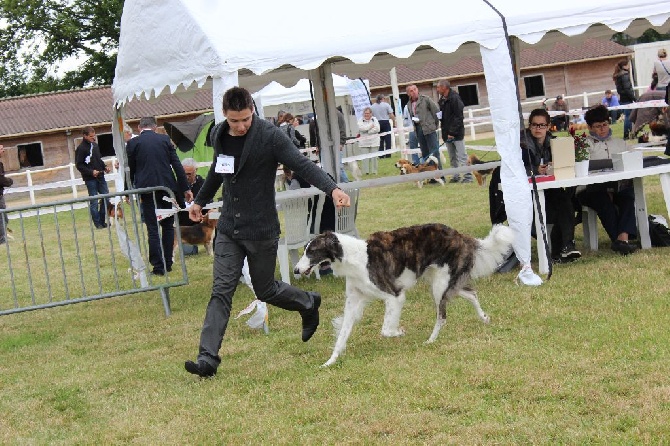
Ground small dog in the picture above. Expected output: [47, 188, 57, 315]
[395, 155, 444, 188]
[107, 202, 124, 227]
[294, 224, 514, 367]
[174, 213, 217, 257]
[467, 154, 496, 187]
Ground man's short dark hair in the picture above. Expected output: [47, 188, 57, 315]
[528, 108, 550, 125]
[584, 105, 609, 126]
[222, 87, 254, 112]
[82, 126, 95, 136]
[139, 117, 157, 129]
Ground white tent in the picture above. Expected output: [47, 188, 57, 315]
[112, 0, 670, 276]
[253, 75, 366, 107]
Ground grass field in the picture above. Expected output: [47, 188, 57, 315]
[2, 125, 670, 444]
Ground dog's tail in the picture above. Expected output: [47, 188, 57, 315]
[472, 225, 515, 279]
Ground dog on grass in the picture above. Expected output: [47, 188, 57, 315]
[174, 213, 217, 257]
[394, 155, 444, 188]
[467, 154, 496, 187]
[294, 223, 514, 366]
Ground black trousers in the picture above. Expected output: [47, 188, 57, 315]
[543, 187, 576, 254]
[577, 184, 636, 242]
[140, 190, 175, 274]
[378, 120, 392, 156]
[196, 233, 316, 368]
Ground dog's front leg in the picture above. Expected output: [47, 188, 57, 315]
[381, 293, 406, 337]
[323, 288, 369, 367]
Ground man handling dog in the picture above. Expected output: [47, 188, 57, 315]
[184, 87, 350, 378]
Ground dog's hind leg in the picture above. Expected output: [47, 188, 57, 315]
[323, 288, 369, 367]
[425, 272, 451, 344]
[381, 293, 406, 337]
[458, 286, 490, 324]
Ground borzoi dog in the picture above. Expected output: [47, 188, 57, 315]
[294, 224, 514, 366]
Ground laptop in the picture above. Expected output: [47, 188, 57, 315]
[643, 156, 670, 168]
[588, 159, 613, 171]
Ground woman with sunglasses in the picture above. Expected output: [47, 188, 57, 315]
[521, 108, 581, 265]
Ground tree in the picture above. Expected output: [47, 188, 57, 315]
[612, 29, 670, 47]
[0, 0, 123, 97]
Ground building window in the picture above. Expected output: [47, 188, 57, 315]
[96, 133, 115, 157]
[524, 75, 545, 98]
[17, 143, 44, 168]
[457, 84, 479, 107]
[75, 133, 115, 158]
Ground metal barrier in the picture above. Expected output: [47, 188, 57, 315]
[0, 187, 190, 317]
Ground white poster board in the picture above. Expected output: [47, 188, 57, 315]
[348, 78, 372, 120]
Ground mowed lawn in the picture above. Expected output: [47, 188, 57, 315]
[1, 130, 670, 444]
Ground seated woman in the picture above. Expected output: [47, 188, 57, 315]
[576, 105, 638, 255]
[521, 108, 581, 263]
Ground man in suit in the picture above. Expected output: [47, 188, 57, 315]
[127, 117, 193, 275]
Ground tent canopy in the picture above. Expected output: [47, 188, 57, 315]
[163, 113, 215, 153]
[112, 0, 670, 273]
[113, 0, 670, 105]
[253, 75, 365, 107]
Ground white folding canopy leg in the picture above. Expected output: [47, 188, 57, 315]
[112, 106, 148, 287]
[480, 41, 533, 270]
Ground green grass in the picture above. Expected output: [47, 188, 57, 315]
[2, 126, 670, 444]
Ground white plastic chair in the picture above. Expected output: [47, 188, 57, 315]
[581, 206, 599, 250]
[277, 194, 323, 284]
[335, 188, 360, 238]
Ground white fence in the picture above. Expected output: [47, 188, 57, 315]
[462, 85, 649, 140]
[5, 158, 122, 206]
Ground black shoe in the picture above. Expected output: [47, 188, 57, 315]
[95, 223, 107, 229]
[184, 360, 217, 377]
[611, 240, 638, 255]
[151, 269, 165, 276]
[559, 241, 581, 262]
[448, 177, 460, 183]
[300, 292, 321, 342]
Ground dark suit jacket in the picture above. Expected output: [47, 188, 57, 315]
[127, 130, 189, 198]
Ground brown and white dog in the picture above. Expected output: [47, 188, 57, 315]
[174, 213, 217, 257]
[107, 202, 124, 227]
[394, 155, 444, 188]
[294, 224, 514, 366]
[467, 154, 496, 187]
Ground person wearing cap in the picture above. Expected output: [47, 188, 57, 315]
[550, 95, 569, 131]
[601, 89, 620, 123]
[652, 48, 670, 92]
[370, 94, 395, 158]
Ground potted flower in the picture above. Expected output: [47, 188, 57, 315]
[570, 127, 590, 176]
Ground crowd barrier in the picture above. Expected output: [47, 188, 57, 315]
[0, 187, 189, 317]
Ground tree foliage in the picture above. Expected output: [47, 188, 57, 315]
[612, 29, 670, 47]
[0, 0, 123, 97]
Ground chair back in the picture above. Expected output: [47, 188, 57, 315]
[336, 188, 360, 237]
[281, 195, 313, 246]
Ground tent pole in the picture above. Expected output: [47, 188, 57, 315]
[309, 65, 341, 181]
[390, 67, 407, 157]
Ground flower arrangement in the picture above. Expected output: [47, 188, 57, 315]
[570, 127, 590, 162]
